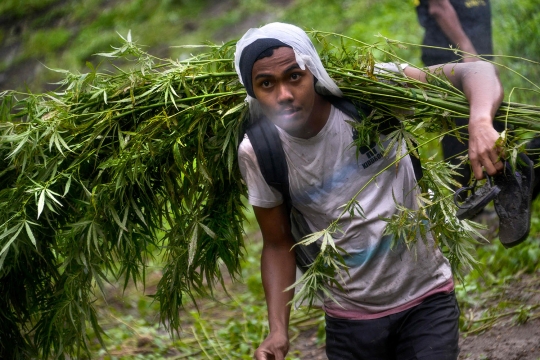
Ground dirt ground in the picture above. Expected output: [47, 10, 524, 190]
[457, 271, 540, 360]
[288, 270, 540, 360]
[459, 318, 540, 360]
[291, 320, 540, 360]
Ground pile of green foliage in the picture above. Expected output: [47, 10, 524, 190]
[0, 34, 247, 358]
[1, 31, 539, 359]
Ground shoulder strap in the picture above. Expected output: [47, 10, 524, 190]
[245, 116, 292, 212]
[326, 95, 364, 122]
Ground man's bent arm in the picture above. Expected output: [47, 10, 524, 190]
[253, 204, 297, 360]
[428, 0, 479, 61]
[404, 61, 504, 179]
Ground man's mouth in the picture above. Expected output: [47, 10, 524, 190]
[279, 107, 300, 118]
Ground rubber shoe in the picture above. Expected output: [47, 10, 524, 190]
[455, 175, 501, 221]
[493, 153, 535, 248]
[525, 135, 540, 201]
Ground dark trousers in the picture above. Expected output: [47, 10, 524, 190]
[441, 117, 471, 188]
[325, 291, 460, 360]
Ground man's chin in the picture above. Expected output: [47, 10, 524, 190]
[273, 114, 305, 127]
[277, 124, 307, 137]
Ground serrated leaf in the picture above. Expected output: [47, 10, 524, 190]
[199, 223, 216, 239]
[46, 190, 63, 206]
[64, 176, 72, 196]
[25, 222, 37, 248]
[37, 191, 46, 218]
[297, 230, 325, 247]
[130, 197, 147, 226]
[223, 102, 245, 118]
[188, 225, 198, 267]
[110, 207, 128, 231]
[0, 224, 23, 257]
[320, 232, 336, 253]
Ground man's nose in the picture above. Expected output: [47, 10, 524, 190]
[276, 83, 293, 103]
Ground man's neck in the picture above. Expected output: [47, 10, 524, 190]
[298, 93, 332, 139]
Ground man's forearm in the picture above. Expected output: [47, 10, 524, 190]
[404, 61, 504, 178]
[453, 61, 503, 120]
[444, 61, 504, 178]
[428, 0, 478, 57]
[252, 204, 298, 357]
[261, 243, 296, 335]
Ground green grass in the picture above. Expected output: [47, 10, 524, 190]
[455, 199, 540, 336]
[2, 0, 538, 103]
[23, 28, 72, 58]
[0, 0, 61, 19]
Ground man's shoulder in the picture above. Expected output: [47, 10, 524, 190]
[238, 133, 254, 157]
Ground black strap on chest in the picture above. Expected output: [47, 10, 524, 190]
[244, 96, 423, 211]
[245, 113, 293, 210]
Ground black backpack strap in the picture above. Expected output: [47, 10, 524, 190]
[326, 95, 364, 122]
[245, 116, 292, 211]
[245, 116, 319, 270]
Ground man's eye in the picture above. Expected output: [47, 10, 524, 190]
[261, 81, 271, 87]
[291, 73, 301, 80]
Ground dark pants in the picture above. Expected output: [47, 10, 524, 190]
[441, 118, 471, 188]
[325, 291, 460, 360]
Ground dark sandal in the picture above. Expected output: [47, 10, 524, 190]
[493, 153, 535, 248]
[454, 174, 501, 221]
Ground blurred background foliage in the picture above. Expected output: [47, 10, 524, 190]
[0, 0, 539, 359]
[0, 0, 538, 103]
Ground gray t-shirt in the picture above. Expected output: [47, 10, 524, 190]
[238, 105, 453, 319]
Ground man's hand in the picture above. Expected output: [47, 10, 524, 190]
[468, 116, 504, 179]
[254, 331, 289, 360]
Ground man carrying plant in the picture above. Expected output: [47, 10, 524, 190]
[235, 22, 511, 359]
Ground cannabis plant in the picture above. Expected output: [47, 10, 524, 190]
[0, 31, 538, 358]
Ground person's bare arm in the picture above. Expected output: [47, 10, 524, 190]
[404, 61, 504, 179]
[252, 204, 297, 360]
[428, 0, 479, 62]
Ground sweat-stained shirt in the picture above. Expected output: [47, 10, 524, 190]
[237, 104, 454, 320]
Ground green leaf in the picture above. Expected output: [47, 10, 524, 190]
[188, 225, 198, 267]
[222, 102, 245, 118]
[296, 230, 325, 247]
[64, 176, 72, 196]
[130, 197, 147, 226]
[24, 222, 37, 248]
[45, 189, 63, 206]
[37, 190, 46, 218]
[110, 206, 128, 232]
[0, 223, 23, 258]
[199, 223, 216, 239]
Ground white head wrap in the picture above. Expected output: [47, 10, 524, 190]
[234, 22, 343, 118]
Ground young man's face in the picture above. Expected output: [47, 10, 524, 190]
[251, 47, 320, 138]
